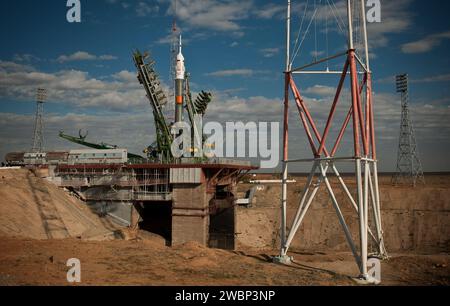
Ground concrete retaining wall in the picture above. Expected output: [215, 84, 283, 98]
[236, 176, 450, 254]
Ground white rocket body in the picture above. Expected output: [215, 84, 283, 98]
[175, 35, 185, 123]
[175, 35, 185, 80]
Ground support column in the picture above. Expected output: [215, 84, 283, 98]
[356, 159, 368, 278]
[280, 73, 290, 256]
[278, 0, 291, 261]
[172, 183, 210, 246]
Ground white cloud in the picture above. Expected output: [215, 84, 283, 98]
[205, 69, 272, 78]
[206, 94, 282, 122]
[260, 48, 280, 58]
[0, 64, 148, 110]
[254, 3, 285, 19]
[136, 1, 160, 17]
[1, 71, 450, 171]
[166, 0, 252, 32]
[303, 85, 336, 96]
[12, 54, 41, 63]
[206, 69, 254, 77]
[155, 29, 190, 45]
[112, 70, 138, 83]
[401, 31, 450, 54]
[366, 0, 414, 48]
[106, 0, 147, 14]
[98, 54, 117, 61]
[0, 61, 35, 73]
[411, 73, 450, 83]
[56, 51, 118, 63]
[310, 50, 325, 58]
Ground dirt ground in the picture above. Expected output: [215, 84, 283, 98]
[0, 168, 449, 286]
[0, 233, 449, 286]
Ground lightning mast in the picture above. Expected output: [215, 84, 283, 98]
[392, 74, 425, 186]
[31, 88, 47, 152]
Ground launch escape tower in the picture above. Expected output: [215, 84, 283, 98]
[167, 0, 179, 121]
[392, 74, 425, 186]
[276, 0, 388, 283]
[31, 88, 47, 153]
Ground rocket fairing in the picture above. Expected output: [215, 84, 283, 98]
[175, 35, 185, 123]
[175, 35, 186, 80]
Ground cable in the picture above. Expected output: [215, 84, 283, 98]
[290, 7, 318, 66]
[314, 0, 318, 61]
[327, 0, 346, 35]
[291, 0, 309, 65]
[325, 3, 329, 70]
[289, 0, 349, 67]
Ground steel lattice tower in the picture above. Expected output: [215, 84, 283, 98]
[276, 0, 387, 283]
[31, 88, 47, 152]
[392, 74, 425, 186]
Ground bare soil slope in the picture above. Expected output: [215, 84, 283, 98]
[0, 168, 119, 240]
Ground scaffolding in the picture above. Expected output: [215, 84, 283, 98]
[131, 168, 171, 201]
[55, 164, 171, 201]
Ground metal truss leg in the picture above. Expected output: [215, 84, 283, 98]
[319, 163, 361, 268]
[363, 159, 370, 262]
[283, 161, 325, 255]
[276, 159, 387, 278]
[355, 159, 368, 278]
[280, 161, 288, 256]
[371, 162, 388, 258]
[331, 164, 379, 245]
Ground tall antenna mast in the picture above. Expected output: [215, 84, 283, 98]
[31, 88, 47, 153]
[393, 74, 425, 186]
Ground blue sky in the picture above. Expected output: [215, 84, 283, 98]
[1, 0, 450, 172]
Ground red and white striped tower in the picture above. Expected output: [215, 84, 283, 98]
[275, 0, 387, 283]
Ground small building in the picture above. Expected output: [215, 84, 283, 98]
[68, 149, 127, 165]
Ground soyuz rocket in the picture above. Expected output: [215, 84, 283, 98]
[175, 35, 185, 123]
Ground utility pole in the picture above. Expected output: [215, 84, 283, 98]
[31, 88, 47, 153]
[393, 74, 425, 186]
